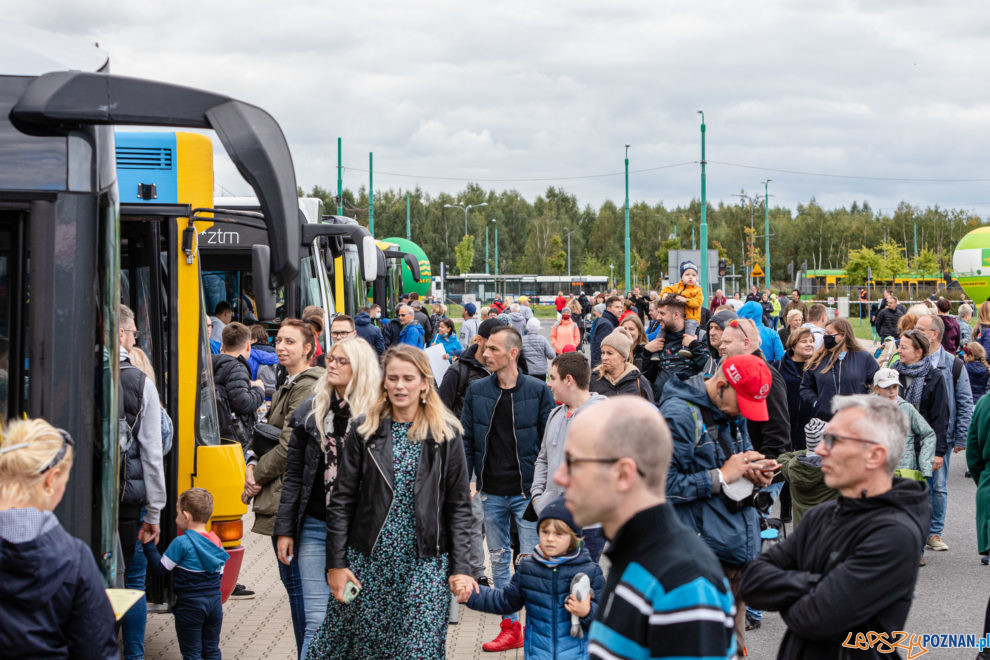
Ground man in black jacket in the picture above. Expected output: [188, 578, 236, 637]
[641, 296, 709, 401]
[740, 395, 930, 660]
[875, 296, 905, 340]
[213, 322, 265, 450]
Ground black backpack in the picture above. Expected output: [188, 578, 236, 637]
[214, 383, 253, 448]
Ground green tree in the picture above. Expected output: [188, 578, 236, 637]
[454, 234, 475, 274]
[915, 247, 939, 275]
[845, 246, 882, 284]
[581, 255, 609, 276]
[877, 240, 908, 282]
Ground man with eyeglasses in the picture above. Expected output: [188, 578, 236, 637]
[117, 305, 167, 570]
[329, 314, 358, 345]
[658, 353, 775, 654]
[396, 304, 425, 349]
[741, 395, 930, 660]
[553, 395, 737, 660]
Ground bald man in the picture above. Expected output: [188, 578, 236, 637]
[554, 396, 736, 660]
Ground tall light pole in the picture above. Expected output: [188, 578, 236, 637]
[406, 193, 411, 240]
[336, 137, 343, 215]
[492, 218, 499, 278]
[688, 218, 696, 250]
[698, 111, 708, 303]
[564, 228, 576, 279]
[368, 152, 374, 236]
[624, 144, 631, 292]
[610, 263, 614, 290]
[763, 179, 771, 288]
[485, 225, 490, 274]
[444, 202, 488, 236]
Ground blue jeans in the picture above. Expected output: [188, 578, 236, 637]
[271, 534, 306, 658]
[480, 493, 540, 622]
[121, 544, 148, 659]
[297, 516, 330, 658]
[747, 481, 785, 622]
[174, 594, 222, 660]
[927, 450, 950, 536]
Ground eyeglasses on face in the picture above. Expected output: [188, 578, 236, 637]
[821, 432, 882, 451]
[123, 328, 140, 340]
[564, 453, 645, 477]
[326, 355, 351, 367]
[330, 330, 353, 338]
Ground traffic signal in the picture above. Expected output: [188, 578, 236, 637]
[718, 259, 727, 277]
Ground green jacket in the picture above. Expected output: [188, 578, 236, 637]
[251, 366, 324, 536]
[897, 398, 936, 478]
[778, 450, 839, 527]
[966, 393, 990, 554]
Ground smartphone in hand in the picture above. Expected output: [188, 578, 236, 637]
[343, 580, 361, 604]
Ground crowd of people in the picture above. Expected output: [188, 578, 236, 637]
[2, 277, 990, 660]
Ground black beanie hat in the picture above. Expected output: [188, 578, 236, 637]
[477, 317, 505, 339]
[537, 496, 581, 536]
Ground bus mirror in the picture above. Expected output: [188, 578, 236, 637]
[252, 244, 277, 320]
[403, 253, 421, 282]
[375, 248, 386, 282]
[362, 236, 378, 283]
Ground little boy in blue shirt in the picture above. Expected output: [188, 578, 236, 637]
[143, 487, 229, 660]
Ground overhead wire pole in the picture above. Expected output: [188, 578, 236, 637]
[368, 152, 374, 236]
[698, 111, 709, 302]
[406, 193, 411, 240]
[763, 178, 772, 288]
[336, 137, 343, 215]
[624, 144, 631, 292]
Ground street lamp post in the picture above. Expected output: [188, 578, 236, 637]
[485, 225, 490, 274]
[444, 202, 488, 236]
[688, 218, 696, 250]
[610, 263, 614, 290]
[624, 144, 631, 292]
[763, 179, 771, 288]
[492, 218, 499, 278]
[564, 229, 576, 279]
[698, 111, 708, 303]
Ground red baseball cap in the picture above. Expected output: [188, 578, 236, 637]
[721, 355, 772, 422]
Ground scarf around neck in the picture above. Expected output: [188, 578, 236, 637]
[321, 393, 351, 507]
[895, 358, 932, 407]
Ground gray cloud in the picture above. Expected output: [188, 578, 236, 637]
[5, 0, 990, 216]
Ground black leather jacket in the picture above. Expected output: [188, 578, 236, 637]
[326, 415, 473, 576]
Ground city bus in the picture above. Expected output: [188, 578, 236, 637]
[116, 131, 303, 601]
[1, 26, 300, 587]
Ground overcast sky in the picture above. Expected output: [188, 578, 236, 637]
[7, 1, 990, 216]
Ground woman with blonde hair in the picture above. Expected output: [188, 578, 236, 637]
[0, 419, 117, 657]
[307, 345, 474, 659]
[619, 313, 648, 371]
[799, 317, 879, 421]
[275, 337, 381, 657]
[976, 301, 990, 355]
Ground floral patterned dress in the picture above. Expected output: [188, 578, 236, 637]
[306, 422, 451, 659]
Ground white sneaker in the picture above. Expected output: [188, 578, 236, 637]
[926, 534, 948, 551]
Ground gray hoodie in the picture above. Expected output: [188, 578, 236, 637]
[530, 393, 608, 513]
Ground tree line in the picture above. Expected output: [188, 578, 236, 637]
[302, 183, 981, 288]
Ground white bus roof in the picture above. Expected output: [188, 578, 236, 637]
[215, 195, 322, 223]
[0, 21, 109, 76]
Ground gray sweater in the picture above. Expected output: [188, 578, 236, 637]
[531, 393, 608, 513]
[521, 333, 556, 376]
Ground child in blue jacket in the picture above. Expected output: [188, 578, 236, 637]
[430, 318, 463, 362]
[143, 487, 229, 660]
[461, 496, 604, 658]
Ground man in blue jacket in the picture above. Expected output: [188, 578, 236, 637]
[659, 354, 777, 654]
[461, 325, 554, 652]
[354, 307, 386, 354]
[737, 300, 785, 362]
[396, 304, 425, 348]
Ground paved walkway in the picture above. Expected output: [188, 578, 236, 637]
[144, 512, 523, 659]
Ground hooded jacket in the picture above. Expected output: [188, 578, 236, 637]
[738, 301, 785, 361]
[550, 318, 581, 353]
[247, 342, 279, 379]
[212, 352, 264, 422]
[0, 509, 117, 659]
[658, 379, 762, 567]
[740, 479, 931, 660]
[461, 373, 554, 495]
[143, 530, 229, 598]
[354, 311, 386, 354]
[468, 544, 604, 659]
[772, 353, 816, 450]
[522, 331, 556, 376]
[897, 398, 936, 478]
[530, 394, 608, 513]
[439, 343, 490, 417]
[508, 311, 527, 336]
[777, 450, 838, 527]
[398, 321, 425, 349]
[430, 330, 464, 360]
[590, 363, 654, 402]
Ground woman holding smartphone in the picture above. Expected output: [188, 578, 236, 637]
[306, 345, 475, 659]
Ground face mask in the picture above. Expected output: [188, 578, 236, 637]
[373, 312, 381, 319]
[823, 335, 838, 350]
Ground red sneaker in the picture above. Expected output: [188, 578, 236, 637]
[483, 619, 524, 652]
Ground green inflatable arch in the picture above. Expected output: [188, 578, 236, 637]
[384, 237, 431, 297]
